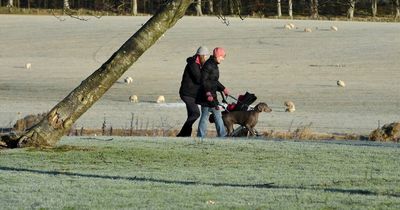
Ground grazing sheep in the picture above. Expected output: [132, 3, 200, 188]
[25, 63, 31, 70]
[284, 101, 296, 112]
[330, 26, 338, 31]
[304, 28, 312, 33]
[284, 23, 295, 30]
[156, 95, 165, 103]
[124, 77, 133, 84]
[337, 80, 346, 87]
[129, 95, 138, 103]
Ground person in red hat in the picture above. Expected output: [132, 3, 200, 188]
[196, 47, 229, 138]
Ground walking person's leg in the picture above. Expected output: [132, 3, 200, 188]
[197, 106, 210, 138]
[177, 96, 200, 137]
[211, 108, 227, 137]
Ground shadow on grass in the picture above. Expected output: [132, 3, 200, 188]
[1, 166, 399, 198]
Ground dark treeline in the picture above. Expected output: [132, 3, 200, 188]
[1, 0, 399, 19]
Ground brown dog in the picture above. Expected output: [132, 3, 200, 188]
[222, 102, 272, 136]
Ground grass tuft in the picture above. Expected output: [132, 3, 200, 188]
[26, 145, 95, 152]
[369, 122, 400, 142]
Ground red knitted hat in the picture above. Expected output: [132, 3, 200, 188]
[213, 47, 226, 58]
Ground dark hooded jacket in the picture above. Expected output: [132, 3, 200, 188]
[196, 56, 225, 107]
[179, 56, 202, 98]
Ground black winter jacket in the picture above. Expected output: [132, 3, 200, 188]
[196, 56, 225, 107]
[179, 56, 202, 98]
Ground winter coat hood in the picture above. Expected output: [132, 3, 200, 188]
[179, 56, 202, 98]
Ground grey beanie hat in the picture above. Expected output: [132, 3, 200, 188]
[196, 46, 209, 55]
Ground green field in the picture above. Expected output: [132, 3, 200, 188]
[0, 137, 399, 209]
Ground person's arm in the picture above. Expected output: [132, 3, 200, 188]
[216, 81, 225, 92]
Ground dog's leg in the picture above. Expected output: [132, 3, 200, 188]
[245, 125, 256, 136]
[227, 124, 234, 136]
[223, 120, 231, 136]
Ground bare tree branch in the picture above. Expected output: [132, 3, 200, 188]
[51, 10, 66, 21]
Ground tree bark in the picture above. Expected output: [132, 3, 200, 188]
[347, 0, 355, 20]
[9, 0, 192, 148]
[310, 0, 319, 19]
[64, 0, 70, 10]
[195, 0, 203, 16]
[288, 0, 293, 18]
[208, 0, 214, 14]
[63, 0, 70, 15]
[7, 0, 13, 7]
[229, 0, 234, 15]
[132, 0, 137, 16]
[277, 0, 282, 17]
[395, 0, 399, 19]
[371, 0, 378, 17]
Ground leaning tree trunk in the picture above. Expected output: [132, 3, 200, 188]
[277, 0, 282, 17]
[131, 0, 137, 16]
[371, 0, 377, 17]
[347, 0, 356, 20]
[310, 0, 319, 19]
[288, 0, 293, 18]
[395, 0, 399, 19]
[6, 0, 192, 148]
[195, 0, 203, 16]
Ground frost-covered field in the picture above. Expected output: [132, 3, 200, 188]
[0, 15, 399, 134]
[1, 137, 399, 209]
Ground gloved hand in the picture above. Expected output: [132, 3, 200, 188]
[206, 92, 213, 102]
[223, 88, 229, 96]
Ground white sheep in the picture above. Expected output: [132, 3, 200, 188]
[337, 80, 346, 87]
[284, 101, 296, 112]
[304, 28, 312, 33]
[129, 95, 138, 103]
[330, 26, 338, 31]
[284, 23, 295, 30]
[25, 63, 31, 70]
[156, 95, 165, 103]
[124, 77, 133, 84]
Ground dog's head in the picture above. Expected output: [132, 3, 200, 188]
[255, 102, 272, 113]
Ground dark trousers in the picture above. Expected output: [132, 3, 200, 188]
[177, 95, 200, 137]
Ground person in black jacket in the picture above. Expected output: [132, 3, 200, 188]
[196, 47, 229, 138]
[177, 46, 209, 137]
